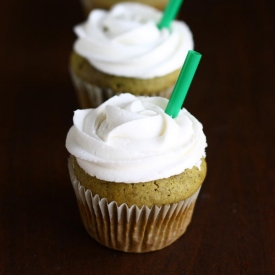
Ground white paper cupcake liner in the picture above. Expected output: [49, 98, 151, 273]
[70, 69, 174, 109]
[68, 157, 201, 252]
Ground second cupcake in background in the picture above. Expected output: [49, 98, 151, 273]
[80, 0, 169, 17]
[70, 2, 194, 108]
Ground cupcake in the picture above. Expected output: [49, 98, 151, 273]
[80, 0, 168, 17]
[70, 2, 194, 108]
[66, 93, 207, 252]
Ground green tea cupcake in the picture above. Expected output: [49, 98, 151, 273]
[66, 94, 207, 252]
[80, 0, 168, 16]
[70, 2, 194, 108]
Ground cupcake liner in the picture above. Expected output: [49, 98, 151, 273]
[70, 69, 174, 109]
[70, 69, 114, 108]
[68, 157, 200, 253]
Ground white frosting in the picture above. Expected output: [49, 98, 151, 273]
[66, 94, 207, 183]
[73, 2, 194, 79]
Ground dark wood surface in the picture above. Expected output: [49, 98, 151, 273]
[1, 0, 275, 274]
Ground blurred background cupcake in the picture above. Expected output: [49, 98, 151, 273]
[80, 0, 168, 16]
[70, 2, 194, 108]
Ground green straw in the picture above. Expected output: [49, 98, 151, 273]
[158, 0, 184, 29]
[165, 50, 202, 118]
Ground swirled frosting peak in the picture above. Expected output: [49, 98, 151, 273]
[73, 2, 194, 79]
[66, 94, 207, 183]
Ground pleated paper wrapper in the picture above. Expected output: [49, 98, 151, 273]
[70, 69, 174, 109]
[68, 159, 201, 253]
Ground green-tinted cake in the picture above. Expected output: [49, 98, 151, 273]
[71, 155, 207, 208]
[70, 52, 181, 108]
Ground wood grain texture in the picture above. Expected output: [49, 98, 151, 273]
[0, 0, 275, 274]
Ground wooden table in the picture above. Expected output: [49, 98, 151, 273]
[1, 0, 275, 274]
